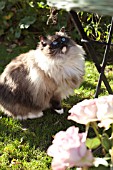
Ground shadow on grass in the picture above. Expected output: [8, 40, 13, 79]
[0, 108, 79, 151]
[0, 75, 97, 152]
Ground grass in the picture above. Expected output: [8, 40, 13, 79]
[0, 42, 113, 170]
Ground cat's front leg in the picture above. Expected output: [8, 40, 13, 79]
[50, 96, 64, 114]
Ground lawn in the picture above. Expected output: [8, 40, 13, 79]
[0, 42, 113, 170]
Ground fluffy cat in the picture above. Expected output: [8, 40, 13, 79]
[0, 28, 85, 119]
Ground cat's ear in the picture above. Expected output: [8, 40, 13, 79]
[39, 36, 47, 47]
[39, 36, 46, 42]
[55, 27, 66, 36]
[60, 27, 65, 33]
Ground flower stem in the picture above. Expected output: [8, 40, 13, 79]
[85, 123, 90, 136]
[91, 122, 101, 141]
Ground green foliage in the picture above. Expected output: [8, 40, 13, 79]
[0, 0, 70, 46]
[101, 133, 112, 152]
[86, 137, 101, 150]
[79, 12, 111, 42]
[0, 0, 112, 50]
[0, 0, 49, 43]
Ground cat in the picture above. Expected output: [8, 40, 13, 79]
[0, 27, 85, 119]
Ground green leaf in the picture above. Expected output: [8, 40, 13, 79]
[19, 16, 36, 29]
[101, 133, 112, 151]
[86, 137, 101, 149]
[0, 29, 4, 36]
[15, 28, 21, 38]
[37, 2, 45, 8]
[96, 31, 101, 41]
[0, 1, 6, 11]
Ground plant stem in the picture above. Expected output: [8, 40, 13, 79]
[85, 123, 90, 136]
[91, 122, 101, 141]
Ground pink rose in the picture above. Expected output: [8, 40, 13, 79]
[68, 99, 98, 125]
[47, 126, 94, 170]
[68, 95, 113, 129]
[96, 95, 113, 129]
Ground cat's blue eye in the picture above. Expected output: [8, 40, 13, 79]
[61, 37, 66, 42]
[50, 40, 59, 49]
[52, 41, 58, 45]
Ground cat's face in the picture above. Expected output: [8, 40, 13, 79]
[38, 28, 75, 58]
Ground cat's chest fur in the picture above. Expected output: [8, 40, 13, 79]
[34, 46, 85, 98]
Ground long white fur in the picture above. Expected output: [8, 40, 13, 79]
[33, 44, 85, 99]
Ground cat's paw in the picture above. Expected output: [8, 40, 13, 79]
[54, 108, 64, 114]
[28, 111, 43, 119]
[15, 111, 44, 120]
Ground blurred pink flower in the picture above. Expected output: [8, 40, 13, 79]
[47, 126, 94, 170]
[68, 95, 113, 129]
[96, 95, 113, 129]
[68, 99, 98, 125]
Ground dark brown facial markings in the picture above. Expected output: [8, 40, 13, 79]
[39, 35, 70, 49]
[38, 34, 73, 57]
[49, 36, 70, 55]
[49, 36, 69, 50]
